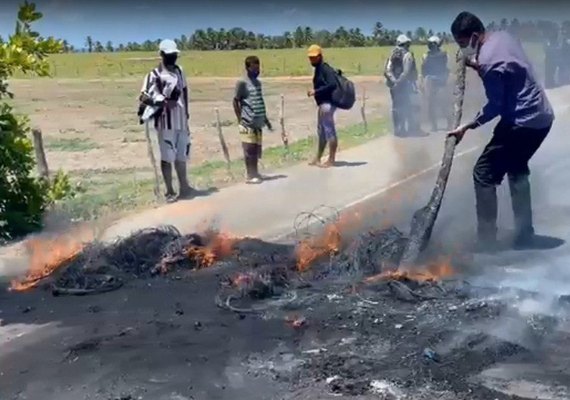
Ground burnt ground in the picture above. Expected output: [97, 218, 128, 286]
[2, 113, 570, 400]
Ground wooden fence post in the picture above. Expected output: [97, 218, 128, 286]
[360, 87, 368, 133]
[279, 94, 289, 151]
[31, 128, 49, 181]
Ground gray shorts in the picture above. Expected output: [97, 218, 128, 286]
[158, 129, 190, 163]
[317, 103, 337, 141]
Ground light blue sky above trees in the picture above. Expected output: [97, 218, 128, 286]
[0, 0, 568, 47]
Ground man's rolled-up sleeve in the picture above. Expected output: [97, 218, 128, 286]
[471, 65, 506, 128]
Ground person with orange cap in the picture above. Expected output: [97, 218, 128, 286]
[307, 44, 339, 168]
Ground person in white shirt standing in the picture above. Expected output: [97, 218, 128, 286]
[139, 39, 194, 202]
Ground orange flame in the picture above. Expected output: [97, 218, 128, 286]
[285, 315, 307, 329]
[231, 272, 254, 287]
[188, 231, 238, 269]
[10, 227, 94, 291]
[295, 210, 362, 271]
[364, 257, 455, 284]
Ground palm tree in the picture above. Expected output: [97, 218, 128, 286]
[191, 29, 207, 50]
[283, 31, 293, 48]
[293, 26, 305, 48]
[373, 21, 384, 43]
[217, 29, 227, 50]
[206, 27, 217, 50]
[414, 27, 427, 43]
[303, 26, 313, 44]
[348, 28, 365, 47]
[94, 41, 104, 52]
[85, 36, 93, 53]
[314, 30, 332, 47]
[334, 26, 349, 47]
[179, 34, 188, 50]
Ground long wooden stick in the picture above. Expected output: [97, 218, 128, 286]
[31, 128, 49, 181]
[215, 108, 232, 177]
[398, 50, 467, 268]
[360, 87, 368, 133]
[144, 121, 161, 200]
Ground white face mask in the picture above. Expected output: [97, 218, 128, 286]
[460, 34, 478, 59]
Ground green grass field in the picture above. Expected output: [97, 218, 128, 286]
[20, 46, 443, 79]
[14, 43, 544, 80]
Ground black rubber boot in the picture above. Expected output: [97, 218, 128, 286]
[509, 175, 535, 249]
[474, 184, 499, 252]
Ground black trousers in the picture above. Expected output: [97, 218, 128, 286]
[473, 119, 550, 239]
[390, 84, 419, 136]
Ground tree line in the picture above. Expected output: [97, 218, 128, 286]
[59, 18, 570, 54]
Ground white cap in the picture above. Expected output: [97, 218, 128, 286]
[427, 35, 441, 45]
[396, 34, 411, 46]
[158, 39, 179, 55]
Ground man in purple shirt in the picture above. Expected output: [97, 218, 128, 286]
[448, 11, 555, 251]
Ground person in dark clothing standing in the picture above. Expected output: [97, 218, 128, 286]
[544, 31, 560, 89]
[233, 55, 273, 184]
[560, 35, 570, 86]
[447, 11, 555, 251]
[307, 44, 339, 168]
[421, 35, 452, 131]
[384, 34, 423, 137]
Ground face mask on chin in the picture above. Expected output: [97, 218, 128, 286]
[162, 54, 178, 67]
[248, 70, 260, 79]
[460, 34, 478, 60]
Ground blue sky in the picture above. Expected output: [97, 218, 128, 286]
[0, 0, 568, 48]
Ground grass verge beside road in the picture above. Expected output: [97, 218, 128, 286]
[57, 118, 389, 222]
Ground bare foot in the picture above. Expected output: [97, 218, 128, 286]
[319, 160, 335, 168]
[308, 158, 321, 166]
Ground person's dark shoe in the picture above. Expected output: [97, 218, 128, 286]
[177, 186, 197, 200]
[512, 233, 536, 250]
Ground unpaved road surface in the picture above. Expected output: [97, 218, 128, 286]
[1, 91, 570, 400]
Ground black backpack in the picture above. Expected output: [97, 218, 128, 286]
[328, 65, 356, 110]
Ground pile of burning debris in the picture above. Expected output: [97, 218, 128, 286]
[9, 225, 238, 295]
[9, 203, 456, 302]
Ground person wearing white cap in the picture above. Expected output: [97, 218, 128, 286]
[383, 34, 423, 137]
[139, 39, 195, 202]
[421, 35, 452, 131]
